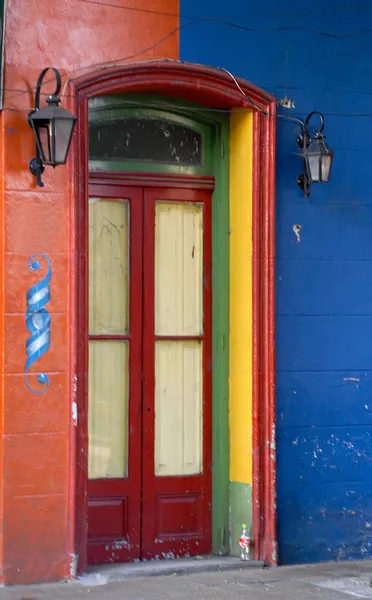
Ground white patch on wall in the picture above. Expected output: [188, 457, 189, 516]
[72, 401, 78, 426]
[292, 224, 302, 243]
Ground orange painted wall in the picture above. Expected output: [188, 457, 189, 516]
[1, 0, 179, 585]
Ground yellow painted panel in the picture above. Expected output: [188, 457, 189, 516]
[229, 110, 253, 485]
[89, 198, 129, 334]
[155, 202, 203, 335]
[88, 340, 129, 479]
[155, 340, 203, 476]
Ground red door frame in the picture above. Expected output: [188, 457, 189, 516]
[68, 61, 276, 570]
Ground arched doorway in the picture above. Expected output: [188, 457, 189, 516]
[68, 61, 276, 572]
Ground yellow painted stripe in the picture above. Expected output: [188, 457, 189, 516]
[229, 110, 253, 485]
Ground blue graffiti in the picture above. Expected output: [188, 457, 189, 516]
[25, 255, 52, 395]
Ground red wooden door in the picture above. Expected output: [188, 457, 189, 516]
[87, 185, 143, 565]
[87, 179, 212, 565]
[142, 187, 212, 559]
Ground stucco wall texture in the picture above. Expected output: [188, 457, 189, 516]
[180, 0, 372, 565]
[0, 0, 179, 584]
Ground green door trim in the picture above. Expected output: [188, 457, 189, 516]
[88, 93, 230, 555]
[211, 113, 230, 555]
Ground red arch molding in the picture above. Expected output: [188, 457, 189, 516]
[67, 60, 277, 570]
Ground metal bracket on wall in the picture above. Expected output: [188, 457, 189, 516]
[277, 96, 296, 109]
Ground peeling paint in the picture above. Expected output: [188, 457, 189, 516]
[111, 539, 130, 550]
[292, 224, 302, 242]
[72, 373, 78, 395]
[271, 541, 278, 564]
[69, 552, 78, 579]
[72, 401, 78, 426]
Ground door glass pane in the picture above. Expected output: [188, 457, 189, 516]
[88, 340, 129, 479]
[89, 118, 203, 166]
[155, 202, 203, 335]
[89, 198, 129, 334]
[155, 340, 203, 476]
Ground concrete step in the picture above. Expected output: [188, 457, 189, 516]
[79, 556, 264, 585]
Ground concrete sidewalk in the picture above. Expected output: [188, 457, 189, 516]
[3, 559, 372, 599]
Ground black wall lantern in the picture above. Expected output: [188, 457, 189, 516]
[297, 111, 334, 197]
[28, 67, 77, 187]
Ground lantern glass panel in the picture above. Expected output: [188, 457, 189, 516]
[54, 117, 75, 164]
[307, 155, 320, 183]
[321, 154, 332, 182]
[36, 122, 53, 164]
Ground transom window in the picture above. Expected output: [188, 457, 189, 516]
[89, 117, 203, 166]
[88, 95, 213, 175]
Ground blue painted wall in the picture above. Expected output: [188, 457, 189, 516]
[180, 0, 372, 563]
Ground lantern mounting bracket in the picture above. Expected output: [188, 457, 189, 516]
[28, 68, 61, 188]
[28, 67, 77, 188]
[297, 111, 333, 197]
[29, 156, 45, 188]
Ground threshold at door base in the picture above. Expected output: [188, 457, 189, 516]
[79, 556, 264, 584]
